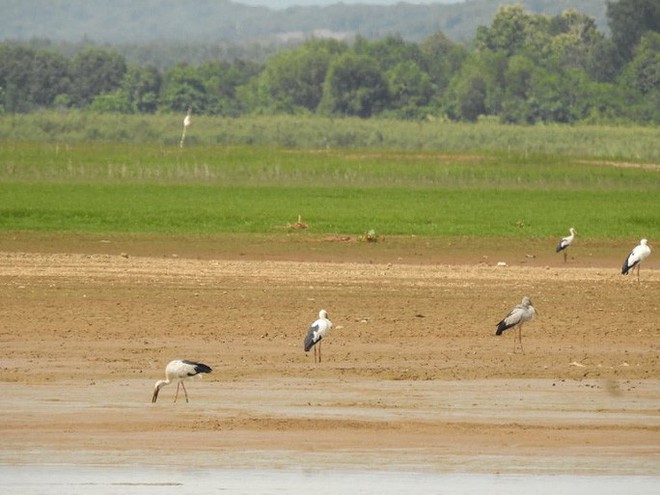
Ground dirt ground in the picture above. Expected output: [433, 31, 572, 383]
[0, 233, 658, 475]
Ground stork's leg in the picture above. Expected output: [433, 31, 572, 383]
[313, 345, 318, 363]
[174, 382, 180, 403]
[181, 382, 189, 403]
[319, 342, 322, 363]
[563, 251, 567, 263]
[637, 264, 641, 282]
[513, 325, 524, 354]
[512, 330, 517, 354]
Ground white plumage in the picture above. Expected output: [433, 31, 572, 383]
[304, 309, 333, 363]
[152, 359, 212, 403]
[495, 296, 537, 354]
[621, 238, 651, 281]
[556, 227, 576, 263]
[179, 108, 192, 148]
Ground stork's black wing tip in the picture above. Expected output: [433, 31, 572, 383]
[304, 337, 316, 352]
[182, 360, 212, 374]
[495, 321, 511, 335]
[197, 363, 212, 374]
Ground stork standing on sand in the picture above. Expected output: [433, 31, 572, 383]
[152, 359, 212, 403]
[556, 227, 576, 263]
[621, 238, 651, 282]
[304, 309, 333, 363]
[495, 296, 537, 354]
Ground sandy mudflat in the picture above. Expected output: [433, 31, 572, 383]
[0, 234, 658, 475]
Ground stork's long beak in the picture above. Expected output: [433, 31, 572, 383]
[151, 387, 159, 403]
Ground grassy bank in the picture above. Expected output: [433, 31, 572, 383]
[0, 115, 658, 239]
[0, 183, 655, 238]
[1, 141, 657, 190]
[1, 113, 659, 161]
[1, 165, 658, 239]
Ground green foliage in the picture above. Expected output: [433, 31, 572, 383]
[257, 40, 346, 113]
[319, 52, 390, 118]
[607, 0, 660, 62]
[0, 44, 71, 112]
[198, 60, 261, 116]
[546, 9, 605, 72]
[29, 50, 72, 108]
[386, 60, 435, 118]
[445, 50, 506, 121]
[475, 5, 549, 57]
[355, 35, 422, 72]
[0, 2, 658, 125]
[622, 31, 660, 94]
[121, 65, 162, 114]
[159, 64, 208, 114]
[612, 31, 660, 123]
[419, 32, 468, 94]
[89, 91, 132, 114]
[69, 47, 127, 107]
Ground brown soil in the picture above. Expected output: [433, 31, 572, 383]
[1, 233, 658, 474]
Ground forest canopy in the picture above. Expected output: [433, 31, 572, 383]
[0, 0, 658, 124]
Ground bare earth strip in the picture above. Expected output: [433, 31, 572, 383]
[0, 239, 658, 475]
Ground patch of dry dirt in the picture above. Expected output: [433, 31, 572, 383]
[0, 234, 658, 474]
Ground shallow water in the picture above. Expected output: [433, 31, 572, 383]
[1, 465, 657, 495]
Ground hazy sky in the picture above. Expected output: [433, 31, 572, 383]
[239, 0, 464, 8]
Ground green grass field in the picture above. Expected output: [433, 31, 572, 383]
[1, 115, 658, 240]
[1, 182, 657, 239]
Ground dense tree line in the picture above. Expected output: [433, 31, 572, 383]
[1, 1, 658, 124]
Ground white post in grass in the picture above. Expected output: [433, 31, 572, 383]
[180, 107, 192, 148]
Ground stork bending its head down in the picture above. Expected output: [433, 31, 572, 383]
[152, 359, 212, 403]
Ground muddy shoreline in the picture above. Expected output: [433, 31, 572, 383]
[1, 236, 658, 475]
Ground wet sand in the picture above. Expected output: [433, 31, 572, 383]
[2, 465, 658, 495]
[0, 234, 658, 479]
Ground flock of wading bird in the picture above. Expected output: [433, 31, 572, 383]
[152, 231, 652, 403]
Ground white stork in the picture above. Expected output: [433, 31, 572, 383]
[304, 309, 333, 363]
[621, 238, 652, 281]
[152, 359, 212, 403]
[495, 296, 537, 354]
[179, 107, 192, 148]
[556, 227, 576, 263]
